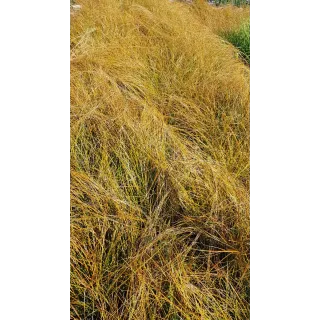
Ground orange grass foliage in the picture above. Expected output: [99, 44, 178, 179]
[71, 0, 249, 319]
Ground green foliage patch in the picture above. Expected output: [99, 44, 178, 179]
[223, 21, 250, 64]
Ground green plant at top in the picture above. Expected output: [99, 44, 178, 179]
[223, 20, 250, 65]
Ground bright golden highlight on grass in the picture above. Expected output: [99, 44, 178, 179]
[71, 0, 250, 318]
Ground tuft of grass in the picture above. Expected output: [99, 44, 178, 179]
[71, 0, 249, 319]
[222, 20, 250, 64]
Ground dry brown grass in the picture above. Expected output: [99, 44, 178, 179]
[71, 0, 249, 319]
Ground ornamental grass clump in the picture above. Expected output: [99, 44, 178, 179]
[71, 0, 250, 319]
